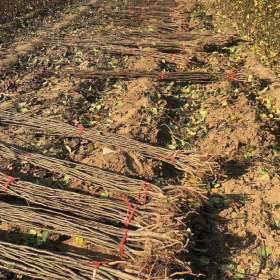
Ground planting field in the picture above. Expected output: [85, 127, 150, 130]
[0, 0, 71, 23]
[0, 0, 280, 279]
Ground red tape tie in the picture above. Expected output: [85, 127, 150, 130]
[77, 124, 85, 135]
[168, 151, 179, 165]
[128, 48, 133, 55]
[3, 176, 15, 192]
[94, 261, 102, 269]
[164, 151, 179, 165]
[119, 228, 129, 257]
[228, 69, 238, 82]
[86, 260, 106, 268]
[119, 200, 136, 256]
[159, 71, 165, 80]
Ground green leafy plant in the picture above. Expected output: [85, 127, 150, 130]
[210, 0, 280, 67]
[258, 246, 272, 260]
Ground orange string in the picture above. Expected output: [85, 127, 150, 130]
[3, 176, 15, 192]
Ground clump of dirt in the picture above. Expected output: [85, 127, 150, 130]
[74, 143, 157, 180]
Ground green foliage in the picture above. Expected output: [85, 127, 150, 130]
[214, 0, 280, 65]
[26, 229, 50, 246]
[275, 219, 280, 229]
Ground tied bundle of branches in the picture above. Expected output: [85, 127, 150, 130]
[115, 32, 240, 47]
[103, 0, 177, 11]
[111, 31, 209, 41]
[47, 25, 197, 49]
[0, 111, 214, 176]
[64, 69, 220, 83]
[99, 0, 178, 21]
[55, 36, 196, 53]
[0, 163, 202, 279]
[0, 241, 141, 280]
[56, 31, 229, 44]
[104, 9, 177, 19]
[0, 199, 189, 264]
[51, 32, 239, 55]
[98, 8, 185, 27]
[51, 38, 187, 56]
[0, 141, 163, 202]
[52, 39, 189, 63]
[98, 18, 179, 32]
[0, 141, 206, 207]
[0, 199, 189, 260]
[0, 201, 137, 256]
[101, 0, 188, 26]
[0, 201, 194, 278]
[95, 46, 187, 63]
[0, 171, 156, 227]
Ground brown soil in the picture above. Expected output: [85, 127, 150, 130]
[199, 94, 273, 159]
[0, 0, 280, 279]
[0, 0, 97, 70]
[188, 3, 280, 280]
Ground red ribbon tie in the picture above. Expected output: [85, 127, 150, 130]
[77, 124, 85, 134]
[128, 48, 133, 55]
[166, 151, 179, 165]
[228, 69, 238, 82]
[159, 71, 165, 80]
[3, 176, 15, 192]
[119, 201, 136, 256]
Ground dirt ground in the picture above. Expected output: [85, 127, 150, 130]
[0, 0, 280, 279]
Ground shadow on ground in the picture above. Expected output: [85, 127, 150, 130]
[188, 192, 252, 280]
